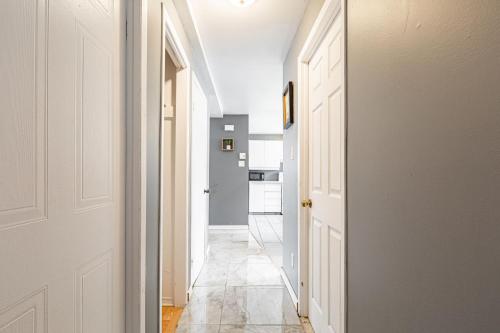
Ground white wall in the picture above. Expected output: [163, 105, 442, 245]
[248, 65, 284, 135]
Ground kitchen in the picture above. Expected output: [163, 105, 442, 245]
[248, 138, 284, 262]
[248, 139, 283, 214]
[208, 116, 285, 267]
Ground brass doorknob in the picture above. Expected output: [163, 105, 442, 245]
[301, 199, 312, 208]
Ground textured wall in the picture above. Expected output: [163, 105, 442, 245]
[282, 0, 325, 295]
[209, 115, 249, 226]
[347, 1, 500, 332]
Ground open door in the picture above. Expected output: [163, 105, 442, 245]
[190, 73, 209, 286]
[306, 2, 346, 333]
[0, 0, 125, 331]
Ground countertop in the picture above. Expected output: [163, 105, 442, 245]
[249, 180, 282, 184]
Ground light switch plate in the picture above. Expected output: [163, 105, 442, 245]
[239, 152, 246, 160]
[238, 160, 245, 167]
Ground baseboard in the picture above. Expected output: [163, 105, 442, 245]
[280, 268, 299, 312]
[208, 225, 249, 230]
[162, 296, 173, 306]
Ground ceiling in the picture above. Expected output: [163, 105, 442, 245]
[188, 0, 309, 133]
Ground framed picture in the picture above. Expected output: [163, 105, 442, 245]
[283, 81, 294, 129]
[221, 138, 235, 151]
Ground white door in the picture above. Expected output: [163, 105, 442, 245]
[0, 0, 125, 332]
[308, 5, 345, 333]
[190, 73, 209, 286]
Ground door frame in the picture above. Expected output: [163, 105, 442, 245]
[296, 0, 345, 320]
[125, 0, 345, 330]
[159, 0, 192, 314]
[125, 1, 191, 332]
[125, 1, 147, 332]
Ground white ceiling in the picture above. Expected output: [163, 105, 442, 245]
[188, 0, 309, 133]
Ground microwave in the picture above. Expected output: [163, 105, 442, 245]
[249, 171, 265, 181]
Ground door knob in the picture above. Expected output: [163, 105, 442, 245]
[301, 199, 312, 208]
[203, 189, 210, 194]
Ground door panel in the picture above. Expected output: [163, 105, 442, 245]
[0, 0, 47, 230]
[0, 0, 125, 332]
[75, 22, 113, 211]
[311, 218, 322, 309]
[190, 73, 209, 286]
[308, 5, 345, 333]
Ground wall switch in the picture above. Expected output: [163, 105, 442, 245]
[291, 253, 295, 268]
[238, 160, 245, 167]
[239, 152, 246, 160]
[290, 145, 295, 160]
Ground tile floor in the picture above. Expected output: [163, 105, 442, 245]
[176, 227, 309, 333]
[248, 215, 283, 268]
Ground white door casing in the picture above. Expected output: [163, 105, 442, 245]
[190, 72, 209, 287]
[157, 1, 193, 314]
[306, 1, 345, 332]
[0, 0, 126, 332]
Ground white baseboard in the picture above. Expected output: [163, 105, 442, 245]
[162, 296, 173, 306]
[280, 268, 299, 312]
[208, 225, 249, 230]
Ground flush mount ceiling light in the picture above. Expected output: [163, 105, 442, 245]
[229, 0, 256, 7]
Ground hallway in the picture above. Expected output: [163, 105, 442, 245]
[249, 215, 283, 268]
[175, 229, 308, 332]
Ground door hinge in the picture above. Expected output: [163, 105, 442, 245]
[125, 19, 128, 40]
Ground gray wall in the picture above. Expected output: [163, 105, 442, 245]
[210, 115, 249, 226]
[145, 0, 163, 330]
[282, 0, 325, 295]
[347, 1, 500, 332]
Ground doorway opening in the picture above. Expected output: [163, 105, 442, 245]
[127, 1, 345, 332]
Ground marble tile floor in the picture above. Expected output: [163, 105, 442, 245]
[248, 215, 283, 267]
[176, 229, 310, 333]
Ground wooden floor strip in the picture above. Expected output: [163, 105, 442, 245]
[162, 306, 183, 333]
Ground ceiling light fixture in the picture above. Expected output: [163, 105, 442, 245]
[229, 0, 256, 8]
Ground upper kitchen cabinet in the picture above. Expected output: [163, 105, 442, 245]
[249, 140, 283, 170]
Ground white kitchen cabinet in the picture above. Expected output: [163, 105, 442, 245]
[249, 140, 266, 169]
[249, 140, 283, 170]
[249, 182, 265, 212]
[265, 141, 283, 170]
[249, 182, 282, 213]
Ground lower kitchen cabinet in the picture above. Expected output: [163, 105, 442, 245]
[249, 182, 282, 213]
